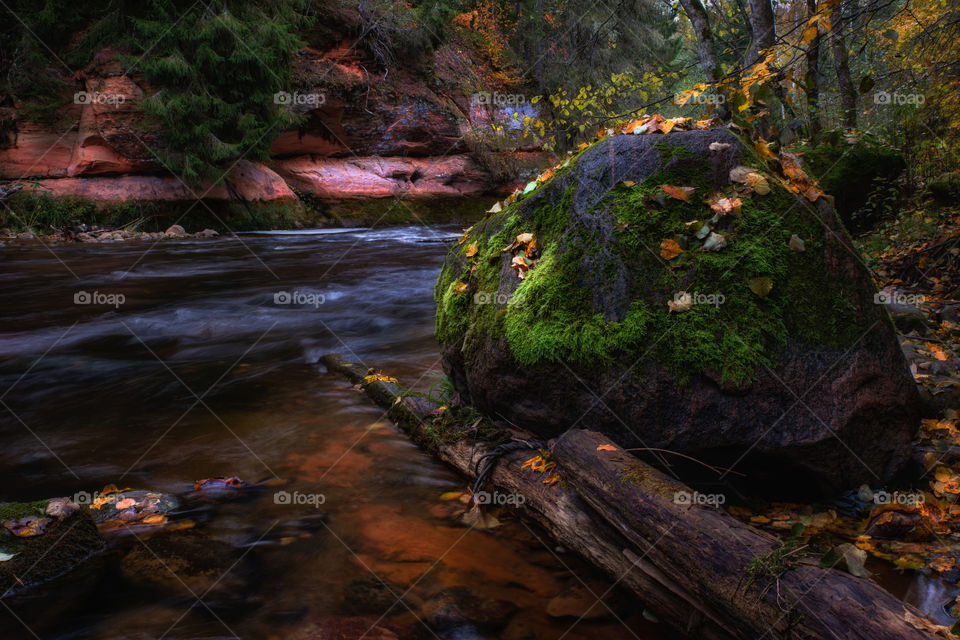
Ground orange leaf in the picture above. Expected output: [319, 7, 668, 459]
[597, 444, 618, 451]
[465, 243, 478, 257]
[660, 238, 684, 260]
[661, 184, 694, 202]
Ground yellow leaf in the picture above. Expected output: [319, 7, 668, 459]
[363, 373, 399, 384]
[453, 282, 468, 294]
[749, 277, 774, 298]
[465, 243, 478, 257]
[439, 491, 466, 501]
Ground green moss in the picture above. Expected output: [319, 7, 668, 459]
[0, 500, 47, 521]
[437, 134, 874, 385]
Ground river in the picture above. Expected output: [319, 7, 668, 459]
[0, 227, 665, 639]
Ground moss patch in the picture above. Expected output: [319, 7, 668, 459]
[437, 134, 870, 385]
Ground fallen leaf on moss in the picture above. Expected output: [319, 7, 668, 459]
[660, 238, 684, 260]
[749, 277, 774, 298]
[669, 292, 694, 313]
[465, 243, 478, 258]
[661, 184, 695, 202]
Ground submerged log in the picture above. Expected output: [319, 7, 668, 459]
[321, 354, 943, 640]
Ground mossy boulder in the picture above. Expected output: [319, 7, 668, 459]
[436, 129, 919, 495]
[0, 499, 105, 594]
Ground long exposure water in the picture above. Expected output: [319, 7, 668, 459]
[0, 226, 665, 639]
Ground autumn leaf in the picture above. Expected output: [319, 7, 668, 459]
[749, 277, 775, 298]
[661, 184, 695, 202]
[115, 498, 136, 510]
[363, 373, 399, 384]
[622, 180, 636, 187]
[465, 243, 478, 257]
[453, 282, 468, 294]
[660, 238, 684, 260]
[789, 234, 806, 252]
[668, 292, 693, 313]
[597, 444, 618, 451]
[439, 491, 466, 501]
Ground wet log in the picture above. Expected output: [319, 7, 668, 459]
[321, 354, 943, 640]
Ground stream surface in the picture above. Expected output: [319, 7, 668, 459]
[0, 226, 664, 639]
[0, 225, 953, 638]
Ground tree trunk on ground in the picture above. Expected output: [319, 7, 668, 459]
[830, 8, 858, 128]
[805, 0, 823, 137]
[321, 354, 945, 640]
[745, 0, 777, 68]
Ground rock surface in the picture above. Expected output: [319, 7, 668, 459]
[0, 41, 543, 209]
[436, 129, 919, 494]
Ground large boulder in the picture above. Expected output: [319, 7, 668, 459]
[436, 129, 919, 495]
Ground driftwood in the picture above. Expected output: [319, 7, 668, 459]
[321, 354, 943, 640]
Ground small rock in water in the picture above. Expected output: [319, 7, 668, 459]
[196, 228, 219, 238]
[45, 497, 79, 519]
[164, 224, 187, 236]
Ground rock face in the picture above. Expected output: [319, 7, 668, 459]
[436, 129, 919, 495]
[0, 40, 541, 211]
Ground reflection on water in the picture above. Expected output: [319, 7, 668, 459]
[0, 227, 664, 639]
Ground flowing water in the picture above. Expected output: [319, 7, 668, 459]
[0, 226, 665, 639]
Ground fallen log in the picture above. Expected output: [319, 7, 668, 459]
[321, 354, 943, 640]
